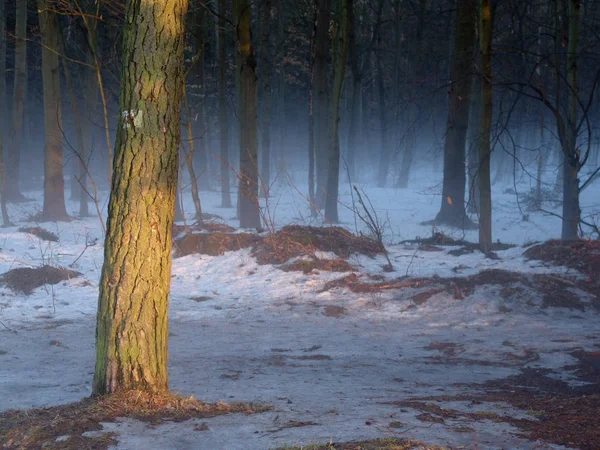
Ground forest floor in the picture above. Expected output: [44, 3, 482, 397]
[0, 172, 599, 449]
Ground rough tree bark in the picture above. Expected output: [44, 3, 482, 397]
[93, 0, 189, 395]
[218, 0, 233, 208]
[39, 0, 69, 221]
[478, 0, 493, 252]
[234, 0, 261, 228]
[434, 0, 476, 228]
[6, 0, 28, 202]
[325, 0, 350, 222]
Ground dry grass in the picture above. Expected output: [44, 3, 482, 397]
[0, 390, 271, 450]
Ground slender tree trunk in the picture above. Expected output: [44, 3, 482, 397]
[308, 6, 318, 215]
[478, 0, 493, 252]
[39, 0, 69, 221]
[396, 0, 427, 188]
[94, 0, 189, 395]
[6, 0, 28, 202]
[375, 32, 389, 188]
[218, 0, 232, 208]
[260, 0, 273, 197]
[345, 0, 360, 181]
[59, 28, 89, 217]
[467, 60, 481, 214]
[0, 0, 10, 225]
[434, 0, 476, 228]
[183, 85, 204, 224]
[314, 0, 331, 209]
[535, 111, 545, 209]
[275, 0, 286, 169]
[561, 0, 580, 240]
[325, 0, 350, 222]
[235, 0, 261, 229]
[193, 6, 210, 191]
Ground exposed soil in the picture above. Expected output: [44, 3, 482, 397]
[0, 390, 271, 450]
[18, 227, 59, 242]
[0, 265, 82, 295]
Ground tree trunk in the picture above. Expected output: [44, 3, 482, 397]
[6, 0, 28, 202]
[235, 0, 261, 229]
[313, 0, 331, 209]
[434, 0, 476, 228]
[218, 0, 233, 208]
[0, 0, 10, 225]
[183, 84, 204, 224]
[478, 0, 493, 252]
[39, 0, 69, 221]
[93, 0, 189, 395]
[396, 0, 426, 188]
[561, 0, 580, 240]
[467, 61, 481, 213]
[345, 0, 360, 181]
[274, 0, 286, 170]
[260, 0, 273, 197]
[325, 0, 350, 222]
[193, 5, 210, 191]
[375, 30, 389, 188]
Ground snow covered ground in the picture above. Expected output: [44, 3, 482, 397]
[0, 171, 599, 449]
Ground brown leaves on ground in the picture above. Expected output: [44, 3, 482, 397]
[277, 438, 449, 450]
[525, 239, 600, 290]
[386, 352, 600, 450]
[0, 390, 271, 450]
[173, 231, 259, 257]
[322, 269, 595, 311]
[252, 225, 384, 265]
[173, 225, 381, 274]
[0, 265, 82, 295]
[18, 226, 59, 242]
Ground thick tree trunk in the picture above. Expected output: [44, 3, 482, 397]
[218, 0, 233, 208]
[39, 0, 69, 221]
[434, 0, 476, 228]
[313, 0, 331, 209]
[6, 0, 28, 202]
[235, 0, 261, 229]
[561, 0, 581, 240]
[325, 0, 350, 222]
[94, 0, 189, 395]
[478, 0, 493, 252]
